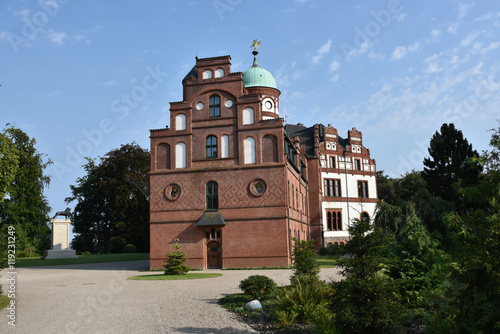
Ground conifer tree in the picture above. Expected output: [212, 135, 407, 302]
[163, 239, 190, 275]
[422, 123, 481, 207]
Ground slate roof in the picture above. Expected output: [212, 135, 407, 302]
[284, 123, 350, 157]
[196, 211, 227, 226]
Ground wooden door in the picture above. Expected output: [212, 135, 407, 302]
[207, 241, 222, 269]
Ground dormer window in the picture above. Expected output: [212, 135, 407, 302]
[209, 95, 221, 118]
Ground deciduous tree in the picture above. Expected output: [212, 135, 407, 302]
[66, 143, 150, 253]
[0, 125, 52, 255]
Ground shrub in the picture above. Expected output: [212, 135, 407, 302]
[239, 275, 277, 299]
[122, 244, 137, 253]
[163, 239, 190, 275]
[273, 279, 335, 330]
[320, 242, 345, 255]
[291, 238, 320, 285]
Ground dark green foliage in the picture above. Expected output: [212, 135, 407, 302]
[66, 143, 150, 253]
[0, 125, 52, 256]
[426, 123, 500, 333]
[386, 207, 445, 319]
[163, 239, 190, 275]
[290, 238, 320, 283]
[422, 123, 482, 208]
[239, 275, 277, 299]
[122, 244, 137, 253]
[319, 242, 345, 255]
[376, 171, 454, 249]
[273, 279, 335, 330]
[331, 218, 402, 333]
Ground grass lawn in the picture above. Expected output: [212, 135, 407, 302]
[128, 273, 222, 280]
[15, 253, 150, 268]
[0, 295, 10, 310]
[317, 254, 340, 268]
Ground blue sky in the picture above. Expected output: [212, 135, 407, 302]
[1, 0, 500, 218]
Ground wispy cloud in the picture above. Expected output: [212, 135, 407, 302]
[448, 23, 459, 34]
[311, 39, 331, 64]
[458, 2, 474, 19]
[101, 80, 118, 86]
[431, 29, 442, 39]
[391, 42, 421, 60]
[47, 29, 67, 45]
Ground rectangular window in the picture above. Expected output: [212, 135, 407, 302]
[324, 179, 341, 197]
[330, 156, 336, 169]
[358, 181, 369, 198]
[355, 159, 361, 171]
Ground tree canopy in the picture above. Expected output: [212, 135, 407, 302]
[0, 125, 52, 255]
[66, 143, 150, 253]
[422, 123, 482, 207]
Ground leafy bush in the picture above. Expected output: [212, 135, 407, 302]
[163, 239, 190, 275]
[239, 275, 277, 299]
[122, 244, 137, 253]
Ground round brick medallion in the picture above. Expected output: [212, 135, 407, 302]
[165, 183, 181, 201]
[249, 179, 267, 197]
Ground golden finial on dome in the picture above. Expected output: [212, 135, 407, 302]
[250, 39, 261, 52]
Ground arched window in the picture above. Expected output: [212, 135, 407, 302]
[206, 135, 217, 159]
[157, 143, 170, 170]
[203, 70, 212, 79]
[206, 181, 218, 210]
[221, 135, 229, 158]
[209, 95, 220, 118]
[215, 68, 224, 78]
[360, 212, 370, 223]
[175, 114, 186, 131]
[244, 137, 256, 164]
[242, 107, 254, 125]
[175, 142, 186, 169]
[262, 134, 278, 163]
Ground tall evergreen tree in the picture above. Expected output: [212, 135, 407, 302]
[0, 125, 52, 255]
[66, 143, 150, 253]
[422, 123, 481, 207]
[430, 123, 500, 333]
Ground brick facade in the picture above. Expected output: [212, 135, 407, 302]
[149, 51, 377, 269]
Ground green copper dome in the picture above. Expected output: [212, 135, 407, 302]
[243, 53, 277, 89]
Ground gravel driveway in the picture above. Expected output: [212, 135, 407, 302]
[0, 261, 342, 333]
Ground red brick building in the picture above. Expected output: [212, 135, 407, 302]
[149, 47, 377, 269]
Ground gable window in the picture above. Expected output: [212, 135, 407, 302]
[203, 70, 212, 79]
[206, 135, 217, 159]
[206, 181, 218, 210]
[358, 180, 369, 198]
[355, 159, 361, 171]
[242, 107, 254, 125]
[209, 95, 220, 118]
[175, 114, 186, 131]
[330, 156, 336, 169]
[215, 68, 224, 78]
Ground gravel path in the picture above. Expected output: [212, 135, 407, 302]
[0, 261, 342, 333]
